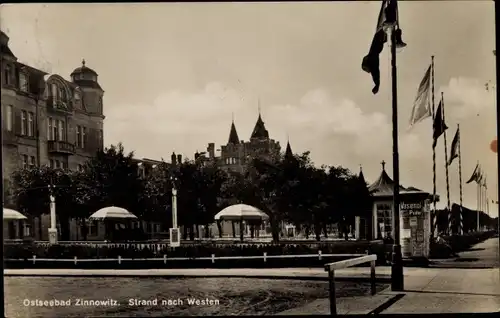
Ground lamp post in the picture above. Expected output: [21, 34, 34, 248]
[171, 176, 178, 229]
[170, 176, 180, 248]
[48, 179, 58, 244]
[387, 19, 405, 291]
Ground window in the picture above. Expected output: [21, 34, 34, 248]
[22, 155, 28, 169]
[62, 161, 68, 169]
[47, 118, 53, 140]
[21, 110, 27, 135]
[154, 224, 160, 233]
[27, 112, 34, 137]
[3, 64, 11, 85]
[57, 120, 65, 141]
[377, 204, 393, 239]
[76, 126, 81, 148]
[51, 83, 57, 98]
[30, 156, 36, 167]
[19, 73, 28, 92]
[53, 120, 59, 141]
[74, 92, 80, 101]
[5, 105, 13, 131]
[49, 159, 54, 168]
[82, 127, 87, 149]
[59, 87, 66, 101]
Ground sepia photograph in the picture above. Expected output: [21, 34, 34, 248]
[1, 1, 499, 317]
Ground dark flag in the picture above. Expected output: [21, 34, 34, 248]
[361, 0, 394, 94]
[447, 126, 460, 166]
[466, 163, 480, 184]
[432, 100, 448, 148]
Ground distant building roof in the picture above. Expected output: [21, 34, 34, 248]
[368, 160, 438, 200]
[228, 121, 240, 144]
[250, 114, 269, 140]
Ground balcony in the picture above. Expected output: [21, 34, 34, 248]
[47, 96, 72, 115]
[48, 140, 76, 155]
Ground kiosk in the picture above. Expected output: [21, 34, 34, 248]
[368, 161, 437, 261]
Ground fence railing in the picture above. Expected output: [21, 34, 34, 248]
[5, 252, 367, 265]
[324, 254, 377, 316]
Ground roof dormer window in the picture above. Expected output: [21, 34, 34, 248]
[19, 72, 29, 92]
[3, 64, 11, 86]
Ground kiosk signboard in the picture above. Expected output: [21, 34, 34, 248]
[400, 200, 430, 259]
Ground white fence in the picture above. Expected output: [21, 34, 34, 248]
[5, 252, 367, 265]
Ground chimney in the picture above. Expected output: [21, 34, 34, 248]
[207, 143, 215, 159]
[194, 152, 200, 160]
[171, 152, 176, 165]
[177, 154, 182, 164]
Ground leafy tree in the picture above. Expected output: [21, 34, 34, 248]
[11, 166, 90, 240]
[83, 143, 144, 217]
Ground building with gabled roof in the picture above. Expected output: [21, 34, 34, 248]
[204, 110, 283, 173]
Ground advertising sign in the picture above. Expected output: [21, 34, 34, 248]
[400, 199, 430, 259]
[169, 228, 180, 247]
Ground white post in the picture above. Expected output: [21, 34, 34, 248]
[118, 255, 122, 264]
[172, 188, 178, 229]
[48, 190, 58, 244]
[319, 250, 322, 260]
[32, 255, 36, 264]
[164, 254, 167, 264]
[263, 252, 267, 262]
[211, 254, 215, 263]
[74, 256, 77, 265]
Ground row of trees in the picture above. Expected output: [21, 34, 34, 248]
[9, 143, 373, 242]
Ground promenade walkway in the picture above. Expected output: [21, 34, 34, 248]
[5, 238, 499, 314]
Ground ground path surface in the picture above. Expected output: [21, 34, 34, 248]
[431, 236, 500, 268]
[5, 238, 499, 314]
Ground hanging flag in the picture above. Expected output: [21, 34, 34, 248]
[432, 100, 448, 148]
[361, 1, 389, 95]
[447, 126, 460, 165]
[409, 64, 432, 128]
[466, 163, 480, 184]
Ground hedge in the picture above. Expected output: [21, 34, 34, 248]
[4, 240, 389, 269]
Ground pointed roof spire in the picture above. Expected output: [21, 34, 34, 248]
[359, 164, 366, 185]
[381, 160, 386, 171]
[82, 58, 86, 67]
[228, 116, 240, 144]
[250, 98, 269, 140]
[285, 140, 294, 159]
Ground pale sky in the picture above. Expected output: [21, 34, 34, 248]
[1, 2, 497, 215]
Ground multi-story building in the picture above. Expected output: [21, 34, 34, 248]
[1, 30, 104, 187]
[1, 30, 104, 240]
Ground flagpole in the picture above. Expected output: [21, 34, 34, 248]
[389, 23, 404, 292]
[477, 182, 480, 232]
[457, 124, 464, 235]
[441, 92, 452, 235]
[431, 55, 438, 239]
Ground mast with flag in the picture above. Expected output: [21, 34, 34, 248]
[440, 92, 452, 235]
[448, 124, 462, 234]
[432, 93, 447, 234]
[466, 162, 482, 231]
[407, 58, 435, 238]
[362, 0, 406, 291]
